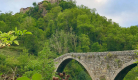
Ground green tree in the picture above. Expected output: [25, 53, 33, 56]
[59, 0, 76, 11]
[91, 42, 101, 52]
[78, 34, 90, 52]
[36, 18, 46, 30]
[37, 42, 55, 80]
[77, 71, 91, 80]
[49, 30, 77, 54]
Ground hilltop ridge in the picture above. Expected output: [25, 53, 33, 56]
[20, 0, 61, 16]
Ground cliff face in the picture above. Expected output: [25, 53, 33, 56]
[38, 1, 47, 16]
[20, 7, 30, 14]
[20, 0, 60, 16]
[46, 0, 60, 4]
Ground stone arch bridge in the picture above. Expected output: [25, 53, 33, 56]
[54, 50, 138, 80]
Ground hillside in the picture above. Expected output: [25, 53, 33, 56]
[0, 0, 138, 80]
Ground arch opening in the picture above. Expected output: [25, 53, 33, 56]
[56, 58, 92, 80]
[114, 63, 137, 80]
[56, 58, 72, 72]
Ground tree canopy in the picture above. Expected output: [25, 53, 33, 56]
[0, 0, 138, 80]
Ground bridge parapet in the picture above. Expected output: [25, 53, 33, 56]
[54, 50, 137, 61]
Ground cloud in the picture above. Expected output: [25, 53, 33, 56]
[76, 0, 138, 27]
[105, 11, 138, 27]
[0, 0, 138, 27]
[0, 0, 42, 13]
[76, 0, 109, 9]
[95, 0, 108, 4]
[98, 0, 138, 27]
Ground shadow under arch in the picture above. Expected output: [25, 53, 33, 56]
[56, 58, 72, 72]
[114, 63, 137, 80]
[55, 57, 94, 80]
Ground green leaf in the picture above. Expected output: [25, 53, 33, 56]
[10, 36, 17, 41]
[14, 40, 19, 45]
[1, 38, 7, 41]
[8, 31, 15, 35]
[15, 27, 17, 32]
[23, 30, 27, 34]
[16, 76, 30, 80]
[16, 30, 20, 35]
[25, 32, 32, 35]
[0, 31, 2, 34]
[3, 39, 8, 43]
[19, 31, 23, 35]
[1, 33, 8, 38]
[32, 73, 42, 80]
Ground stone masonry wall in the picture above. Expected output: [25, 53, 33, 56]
[54, 50, 138, 80]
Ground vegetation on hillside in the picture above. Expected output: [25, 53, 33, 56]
[0, 0, 138, 80]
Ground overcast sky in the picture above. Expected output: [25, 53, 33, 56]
[0, 0, 138, 27]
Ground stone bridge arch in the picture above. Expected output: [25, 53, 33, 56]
[54, 54, 96, 80]
[112, 60, 137, 80]
[54, 50, 138, 80]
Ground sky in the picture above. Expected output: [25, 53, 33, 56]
[0, 0, 138, 27]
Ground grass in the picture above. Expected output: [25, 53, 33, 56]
[0, 46, 25, 57]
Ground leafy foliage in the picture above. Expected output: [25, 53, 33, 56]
[0, 27, 32, 48]
[0, 0, 138, 79]
[17, 73, 42, 80]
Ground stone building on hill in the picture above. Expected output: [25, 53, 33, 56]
[20, 0, 60, 16]
[20, 7, 30, 14]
